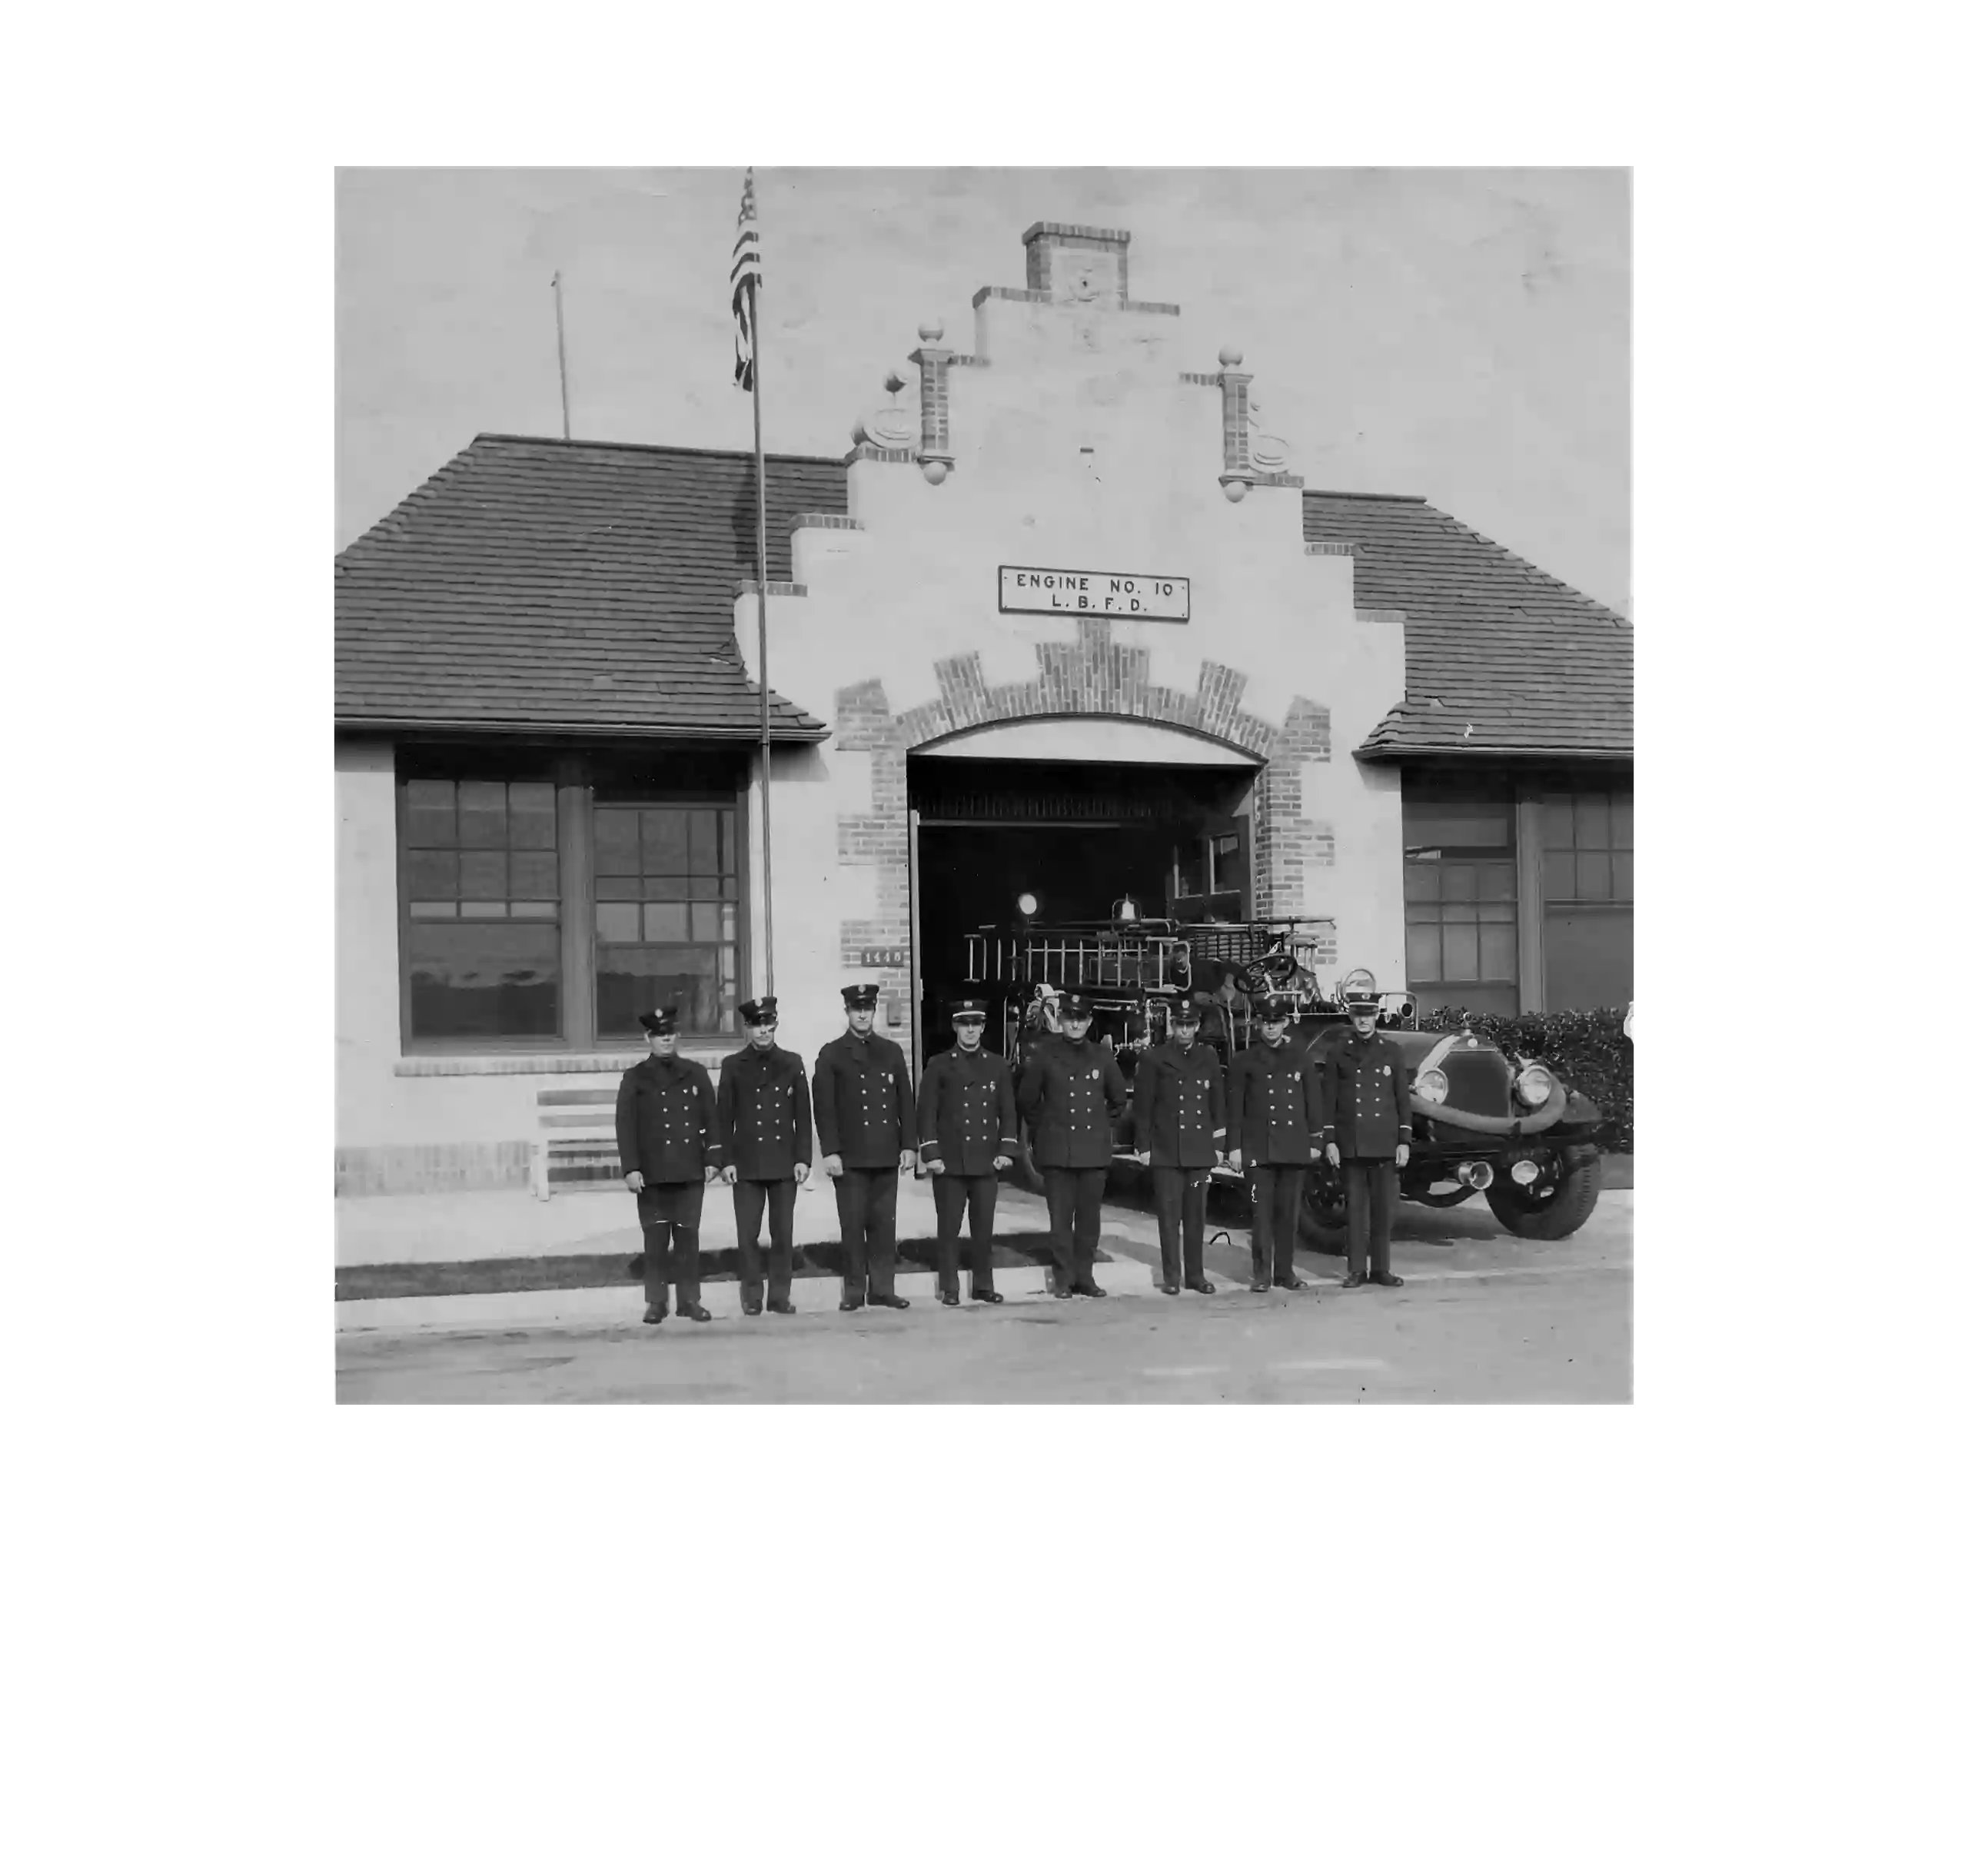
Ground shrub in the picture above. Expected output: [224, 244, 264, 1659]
[1418, 1005, 1634, 1153]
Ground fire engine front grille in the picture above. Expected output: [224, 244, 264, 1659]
[1441, 1049, 1513, 1118]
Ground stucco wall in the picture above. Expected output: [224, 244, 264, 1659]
[742, 251, 1409, 1068]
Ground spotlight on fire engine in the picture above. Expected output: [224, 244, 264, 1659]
[1112, 894, 1142, 924]
[1016, 891, 1039, 917]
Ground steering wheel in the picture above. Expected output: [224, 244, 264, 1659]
[1230, 952, 1297, 996]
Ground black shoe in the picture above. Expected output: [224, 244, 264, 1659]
[766, 1299, 796, 1315]
[642, 1305, 667, 1325]
[870, 1294, 910, 1309]
[1250, 1279, 1271, 1294]
[1369, 1271, 1405, 1287]
[1341, 1271, 1368, 1289]
[680, 1302, 711, 1322]
[839, 1298, 864, 1312]
[743, 1302, 763, 1316]
[1277, 1275, 1310, 1291]
[939, 1290, 961, 1306]
[1071, 1282, 1107, 1299]
[971, 1289, 1005, 1305]
[1158, 1282, 1180, 1296]
[1184, 1280, 1216, 1296]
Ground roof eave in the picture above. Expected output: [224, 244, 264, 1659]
[1353, 740, 1634, 764]
[335, 712, 831, 743]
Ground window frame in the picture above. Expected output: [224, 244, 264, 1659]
[1401, 778, 1520, 1001]
[394, 745, 750, 1056]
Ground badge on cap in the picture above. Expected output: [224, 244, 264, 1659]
[1058, 990, 1093, 1019]
[1339, 967, 1380, 1012]
[738, 995, 780, 1026]
[1253, 993, 1290, 1022]
[637, 1003, 681, 1036]
[1168, 992, 1203, 1024]
[949, 996, 988, 1023]
[840, 983, 881, 1010]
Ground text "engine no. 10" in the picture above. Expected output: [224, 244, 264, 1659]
[998, 566, 1190, 621]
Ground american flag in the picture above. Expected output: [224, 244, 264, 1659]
[730, 168, 761, 391]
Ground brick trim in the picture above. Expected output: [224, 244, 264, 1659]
[1181, 371, 1223, 387]
[791, 513, 865, 531]
[829, 621, 1339, 1018]
[845, 444, 914, 465]
[734, 579, 808, 597]
[1304, 541, 1356, 556]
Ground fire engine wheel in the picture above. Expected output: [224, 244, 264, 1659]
[1297, 1165, 1351, 1255]
[1009, 1131, 1045, 1195]
[1483, 1145, 1604, 1240]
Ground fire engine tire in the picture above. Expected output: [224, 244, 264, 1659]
[1484, 1145, 1604, 1240]
[1009, 1133, 1045, 1195]
[1296, 1167, 1351, 1255]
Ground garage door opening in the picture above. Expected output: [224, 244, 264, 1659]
[909, 754, 1258, 1061]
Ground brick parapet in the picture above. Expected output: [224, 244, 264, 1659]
[845, 444, 914, 465]
[907, 345, 955, 459]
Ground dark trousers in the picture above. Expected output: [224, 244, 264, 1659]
[1042, 1166, 1107, 1292]
[833, 1165, 900, 1303]
[637, 1182, 705, 1312]
[732, 1178, 796, 1309]
[1248, 1165, 1305, 1282]
[932, 1173, 999, 1296]
[1344, 1157, 1398, 1277]
[1151, 1164, 1210, 1287]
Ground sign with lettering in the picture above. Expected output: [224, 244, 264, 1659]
[859, 947, 906, 969]
[999, 566, 1190, 620]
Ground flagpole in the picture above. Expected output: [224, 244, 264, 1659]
[748, 271, 774, 998]
[551, 271, 571, 440]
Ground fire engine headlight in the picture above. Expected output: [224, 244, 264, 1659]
[1016, 892, 1039, 916]
[1414, 1067, 1450, 1104]
[1514, 1064, 1554, 1108]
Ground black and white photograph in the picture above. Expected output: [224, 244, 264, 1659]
[334, 166, 1634, 1403]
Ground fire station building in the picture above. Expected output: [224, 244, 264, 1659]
[336, 220, 1632, 1197]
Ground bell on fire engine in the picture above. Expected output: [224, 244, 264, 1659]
[1112, 894, 1141, 924]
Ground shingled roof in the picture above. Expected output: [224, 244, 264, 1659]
[337, 434, 1631, 760]
[335, 434, 847, 739]
[1301, 491, 1632, 760]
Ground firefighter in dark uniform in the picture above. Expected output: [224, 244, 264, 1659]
[1319, 969, 1413, 1289]
[1129, 991, 1226, 1296]
[1016, 990, 1128, 1298]
[615, 1004, 723, 1325]
[916, 995, 1017, 1306]
[1226, 993, 1320, 1292]
[715, 995, 812, 1316]
[813, 983, 918, 1312]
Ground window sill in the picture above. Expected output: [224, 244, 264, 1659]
[395, 1043, 736, 1077]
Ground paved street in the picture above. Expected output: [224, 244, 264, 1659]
[337, 1184, 1632, 1404]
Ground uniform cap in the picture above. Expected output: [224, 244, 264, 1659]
[1167, 992, 1205, 1025]
[1253, 994, 1291, 1022]
[738, 995, 780, 1026]
[637, 1004, 681, 1036]
[840, 983, 882, 1009]
[949, 996, 989, 1023]
[1057, 990, 1094, 1019]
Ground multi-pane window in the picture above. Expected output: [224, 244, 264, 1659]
[401, 780, 560, 1039]
[593, 804, 740, 1036]
[1403, 792, 1518, 1013]
[1541, 788, 1634, 903]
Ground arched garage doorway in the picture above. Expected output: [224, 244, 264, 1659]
[906, 718, 1262, 1063]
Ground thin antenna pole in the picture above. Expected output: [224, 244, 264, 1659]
[551, 271, 572, 440]
[748, 271, 774, 996]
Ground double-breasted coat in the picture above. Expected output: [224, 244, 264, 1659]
[1226, 1038, 1322, 1165]
[615, 1052, 723, 1182]
[1130, 1039, 1227, 1167]
[716, 1044, 814, 1181]
[917, 1045, 1019, 1176]
[813, 1030, 918, 1168]
[1016, 1035, 1128, 1169]
[1319, 1029, 1415, 1159]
